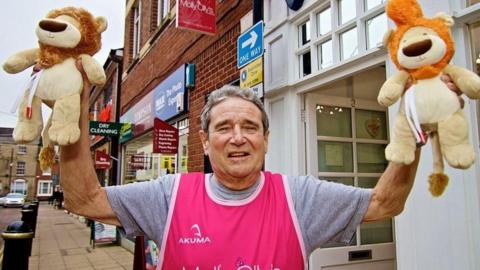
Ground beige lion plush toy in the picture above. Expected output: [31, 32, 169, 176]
[379, 0, 480, 196]
[2, 7, 107, 170]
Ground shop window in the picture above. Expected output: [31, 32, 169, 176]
[16, 161, 25, 176]
[365, 0, 385, 11]
[37, 180, 53, 196]
[17, 145, 27, 154]
[339, 0, 356, 25]
[315, 102, 391, 248]
[317, 7, 331, 36]
[318, 40, 333, 69]
[340, 27, 358, 60]
[132, 1, 142, 57]
[366, 13, 387, 49]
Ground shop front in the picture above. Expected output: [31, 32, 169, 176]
[120, 64, 189, 186]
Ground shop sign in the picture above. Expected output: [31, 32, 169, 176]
[120, 91, 154, 143]
[95, 150, 111, 169]
[154, 65, 187, 121]
[89, 121, 122, 136]
[119, 123, 134, 143]
[153, 118, 179, 154]
[240, 58, 263, 88]
[130, 153, 149, 170]
[176, 0, 216, 35]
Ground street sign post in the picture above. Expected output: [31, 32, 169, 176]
[237, 20, 264, 68]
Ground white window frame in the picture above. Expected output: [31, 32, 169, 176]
[16, 161, 26, 176]
[12, 179, 27, 195]
[133, 0, 142, 57]
[157, 0, 170, 25]
[17, 145, 27, 154]
[293, 0, 386, 79]
[37, 180, 53, 196]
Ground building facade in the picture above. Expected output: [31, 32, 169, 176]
[0, 128, 40, 200]
[263, 0, 480, 269]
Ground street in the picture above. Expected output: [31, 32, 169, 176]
[0, 205, 22, 247]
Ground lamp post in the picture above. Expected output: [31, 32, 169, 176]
[8, 147, 13, 192]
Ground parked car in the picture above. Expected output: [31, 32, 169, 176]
[3, 193, 25, 208]
[0, 195, 6, 206]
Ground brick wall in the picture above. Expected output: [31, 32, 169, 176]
[121, 0, 251, 172]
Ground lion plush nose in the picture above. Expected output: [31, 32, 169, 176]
[402, 39, 432, 57]
[39, 20, 68, 32]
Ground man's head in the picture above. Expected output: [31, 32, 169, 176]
[199, 85, 269, 190]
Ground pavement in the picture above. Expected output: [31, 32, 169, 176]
[27, 203, 134, 270]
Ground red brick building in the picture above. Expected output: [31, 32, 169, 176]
[118, 0, 252, 186]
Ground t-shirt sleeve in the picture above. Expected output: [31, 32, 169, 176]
[289, 175, 372, 253]
[105, 174, 176, 245]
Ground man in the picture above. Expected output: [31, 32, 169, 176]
[60, 62, 420, 269]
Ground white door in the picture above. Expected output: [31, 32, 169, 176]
[305, 91, 395, 269]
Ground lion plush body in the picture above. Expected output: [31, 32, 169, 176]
[379, 0, 480, 196]
[2, 7, 107, 170]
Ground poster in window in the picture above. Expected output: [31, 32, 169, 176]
[325, 144, 343, 166]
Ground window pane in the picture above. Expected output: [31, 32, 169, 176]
[357, 143, 388, 173]
[323, 176, 354, 186]
[317, 8, 331, 36]
[318, 141, 353, 172]
[299, 20, 311, 46]
[355, 109, 387, 140]
[365, 0, 385, 10]
[339, 0, 356, 25]
[341, 27, 358, 60]
[316, 105, 352, 137]
[366, 13, 387, 49]
[360, 219, 393, 244]
[318, 40, 333, 69]
[300, 51, 312, 77]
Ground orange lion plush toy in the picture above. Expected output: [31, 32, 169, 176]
[378, 0, 480, 196]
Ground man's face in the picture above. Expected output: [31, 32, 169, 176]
[199, 97, 269, 189]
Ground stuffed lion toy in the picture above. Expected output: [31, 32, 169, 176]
[2, 7, 107, 170]
[379, 0, 480, 196]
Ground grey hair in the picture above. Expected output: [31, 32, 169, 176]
[200, 85, 269, 134]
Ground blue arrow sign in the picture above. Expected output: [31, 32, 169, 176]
[237, 20, 264, 68]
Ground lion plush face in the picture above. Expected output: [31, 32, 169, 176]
[36, 15, 82, 48]
[37, 7, 107, 68]
[397, 26, 448, 69]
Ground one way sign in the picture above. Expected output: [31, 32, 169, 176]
[237, 21, 264, 69]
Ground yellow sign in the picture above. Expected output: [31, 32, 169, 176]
[240, 58, 263, 88]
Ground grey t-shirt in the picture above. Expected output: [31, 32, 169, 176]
[105, 173, 371, 255]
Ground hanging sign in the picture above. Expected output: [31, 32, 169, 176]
[176, 0, 216, 35]
[89, 121, 122, 136]
[95, 150, 111, 169]
[153, 118, 179, 154]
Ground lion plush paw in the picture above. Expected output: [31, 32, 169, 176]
[385, 143, 415, 165]
[458, 75, 480, 99]
[13, 122, 41, 143]
[443, 144, 475, 169]
[49, 123, 80, 145]
[377, 83, 404, 107]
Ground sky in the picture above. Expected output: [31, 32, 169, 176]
[0, 1, 125, 128]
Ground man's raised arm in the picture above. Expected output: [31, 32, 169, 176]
[363, 148, 420, 222]
[59, 60, 120, 226]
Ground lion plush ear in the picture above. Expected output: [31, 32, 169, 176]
[383, 29, 394, 47]
[433, 12, 454, 27]
[96, 16, 108, 33]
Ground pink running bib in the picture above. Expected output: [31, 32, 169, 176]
[158, 171, 306, 269]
